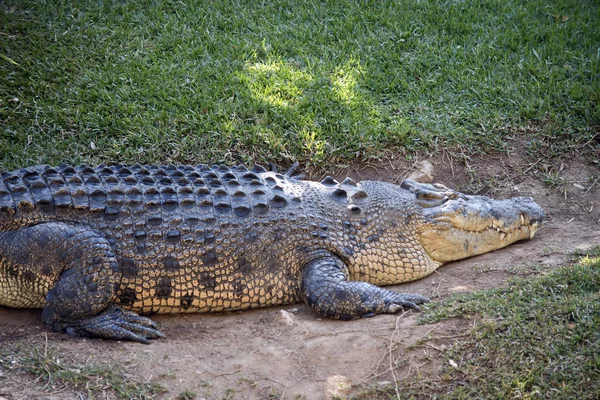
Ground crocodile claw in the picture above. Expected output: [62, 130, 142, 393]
[54, 306, 164, 344]
[386, 293, 430, 313]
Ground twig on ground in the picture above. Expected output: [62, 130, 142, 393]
[422, 323, 441, 340]
[198, 368, 241, 378]
[401, 354, 415, 380]
[521, 157, 546, 175]
[584, 177, 599, 196]
[390, 312, 408, 399]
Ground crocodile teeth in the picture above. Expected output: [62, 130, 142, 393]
[530, 223, 538, 239]
[499, 232, 506, 241]
[520, 215, 525, 225]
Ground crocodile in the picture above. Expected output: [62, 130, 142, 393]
[0, 163, 545, 343]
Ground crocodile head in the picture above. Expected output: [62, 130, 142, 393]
[401, 179, 546, 264]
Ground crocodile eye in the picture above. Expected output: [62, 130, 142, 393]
[417, 191, 445, 201]
[415, 190, 448, 208]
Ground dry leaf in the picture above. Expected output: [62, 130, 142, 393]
[552, 14, 569, 22]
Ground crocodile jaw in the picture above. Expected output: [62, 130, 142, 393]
[416, 191, 545, 264]
[421, 218, 541, 263]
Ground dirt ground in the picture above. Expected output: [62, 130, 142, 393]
[0, 150, 599, 400]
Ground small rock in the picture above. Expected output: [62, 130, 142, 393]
[407, 160, 435, 183]
[448, 285, 472, 293]
[326, 375, 352, 399]
[275, 310, 297, 326]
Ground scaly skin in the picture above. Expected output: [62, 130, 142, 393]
[0, 164, 545, 343]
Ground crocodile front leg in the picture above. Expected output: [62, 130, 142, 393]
[300, 252, 429, 320]
[0, 222, 163, 344]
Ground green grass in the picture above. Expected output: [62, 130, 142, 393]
[1, 0, 598, 170]
[352, 246, 600, 399]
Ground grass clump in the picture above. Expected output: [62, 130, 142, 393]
[352, 246, 600, 399]
[0, 341, 165, 399]
[1, 0, 598, 170]
[176, 389, 197, 400]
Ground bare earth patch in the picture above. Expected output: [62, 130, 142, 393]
[1, 152, 598, 400]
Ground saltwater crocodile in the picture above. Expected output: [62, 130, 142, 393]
[0, 163, 545, 343]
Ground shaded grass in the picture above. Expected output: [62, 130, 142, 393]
[352, 246, 600, 399]
[1, 0, 598, 170]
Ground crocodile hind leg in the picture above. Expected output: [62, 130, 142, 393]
[0, 222, 163, 343]
[300, 252, 429, 320]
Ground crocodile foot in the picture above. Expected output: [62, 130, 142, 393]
[301, 252, 431, 320]
[50, 305, 164, 344]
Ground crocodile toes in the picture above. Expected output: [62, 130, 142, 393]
[57, 306, 164, 344]
[386, 293, 430, 313]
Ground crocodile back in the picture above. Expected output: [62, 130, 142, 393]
[0, 163, 302, 229]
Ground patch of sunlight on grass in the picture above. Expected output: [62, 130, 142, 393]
[332, 60, 362, 105]
[238, 56, 397, 163]
[297, 127, 326, 159]
[244, 59, 313, 109]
